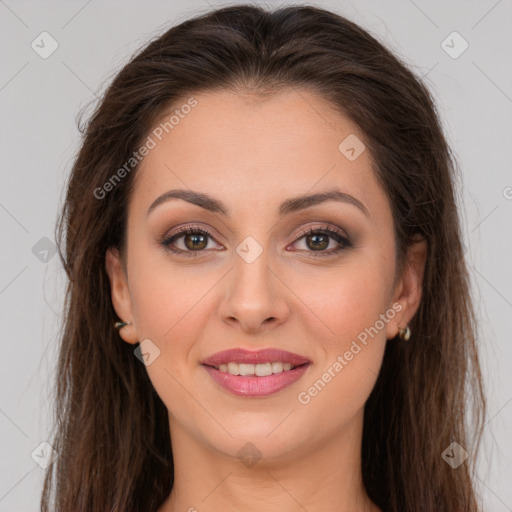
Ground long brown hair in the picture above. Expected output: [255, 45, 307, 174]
[42, 4, 486, 511]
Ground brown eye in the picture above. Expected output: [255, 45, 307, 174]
[183, 232, 208, 250]
[291, 225, 352, 257]
[305, 232, 330, 251]
[161, 226, 219, 257]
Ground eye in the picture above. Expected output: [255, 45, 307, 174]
[289, 225, 352, 258]
[160, 223, 352, 259]
[160, 225, 221, 258]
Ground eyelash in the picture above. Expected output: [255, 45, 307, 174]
[160, 224, 352, 259]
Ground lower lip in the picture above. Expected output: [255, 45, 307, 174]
[202, 364, 310, 397]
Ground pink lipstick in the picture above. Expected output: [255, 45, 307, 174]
[201, 348, 311, 397]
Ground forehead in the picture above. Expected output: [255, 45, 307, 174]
[130, 88, 387, 220]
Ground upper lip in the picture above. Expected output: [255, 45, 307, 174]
[201, 348, 311, 367]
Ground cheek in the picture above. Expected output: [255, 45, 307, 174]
[126, 250, 216, 409]
[301, 256, 392, 344]
[292, 256, 391, 420]
[127, 244, 214, 340]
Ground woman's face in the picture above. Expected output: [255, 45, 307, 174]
[107, 88, 423, 463]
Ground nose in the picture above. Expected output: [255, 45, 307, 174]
[218, 250, 290, 334]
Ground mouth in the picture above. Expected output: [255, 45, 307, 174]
[201, 348, 311, 397]
[202, 361, 311, 397]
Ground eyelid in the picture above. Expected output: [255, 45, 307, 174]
[290, 222, 349, 242]
[161, 223, 222, 243]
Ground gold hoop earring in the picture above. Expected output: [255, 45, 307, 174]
[398, 325, 411, 341]
[114, 321, 132, 330]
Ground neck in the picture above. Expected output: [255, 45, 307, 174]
[157, 408, 380, 512]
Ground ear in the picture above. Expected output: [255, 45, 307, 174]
[105, 247, 139, 344]
[386, 235, 428, 340]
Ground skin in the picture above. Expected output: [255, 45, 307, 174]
[105, 88, 427, 512]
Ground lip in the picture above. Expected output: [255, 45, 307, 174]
[201, 348, 311, 366]
[203, 363, 311, 397]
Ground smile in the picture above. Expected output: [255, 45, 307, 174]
[213, 361, 297, 376]
[202, 362, 310, 397]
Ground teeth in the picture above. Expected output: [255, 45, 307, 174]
[217, 362, 295, 376]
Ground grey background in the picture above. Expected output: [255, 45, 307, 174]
[1, 0, 511, 510]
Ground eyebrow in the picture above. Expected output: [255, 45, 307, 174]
[146, 188, 370, 218]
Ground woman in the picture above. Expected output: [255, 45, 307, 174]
[41, 4, 486, 511]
